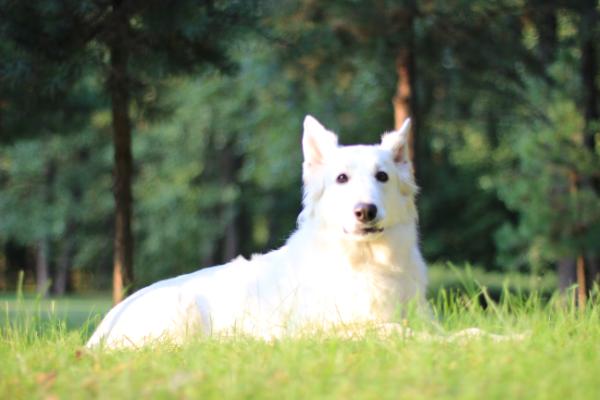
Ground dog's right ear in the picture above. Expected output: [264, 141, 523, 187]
[300, 115, 337, 223]
[302, 115, 338, 167]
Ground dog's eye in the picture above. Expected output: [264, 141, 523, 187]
[336, 173, 349, 184]
[375, 171, 389, 182]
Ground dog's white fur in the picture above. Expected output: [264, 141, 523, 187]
[86, 116, 427, 348]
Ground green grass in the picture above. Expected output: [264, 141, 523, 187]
[1, 268, 599, 399]
[428, 263, 558, 298]
[1, 294, 112, 330]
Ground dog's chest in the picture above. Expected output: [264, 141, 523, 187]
[294, 262, 403, 323]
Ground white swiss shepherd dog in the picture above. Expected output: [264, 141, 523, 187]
[87, 115, 428, 348]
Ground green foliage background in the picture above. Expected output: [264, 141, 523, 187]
[0, 0, 598, 290]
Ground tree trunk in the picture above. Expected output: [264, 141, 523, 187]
[109, 1, 134, 304]
[581, 1, 599, 189]
[557, 257, 576, 292]
[35, 239, 50, 297]
[36, 160, 55, 297]
[581, 1, 598, 142]
[53, 149, 83, 296]
[566, 169, 586, 308]
[392, 16, 419, 181]
[222, 219, 240, 262]
[53, 222, 74, 296]
[572, 0, 599, 304]
[527, 0, 557, 64]
[393, 48, 411, 131]
[220, 142, 242, 262]
[393, 47, 417, 160]
[576, 255, 586, 309]
[0, 251, 6, 291]
[587, 256, 600, 292]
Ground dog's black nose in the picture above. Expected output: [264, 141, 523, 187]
[354, 203, 378, 222]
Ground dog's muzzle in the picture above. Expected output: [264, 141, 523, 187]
[344, 203, 384, 237]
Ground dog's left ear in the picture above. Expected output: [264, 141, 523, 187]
[302, 115, 338, 166]
[380, 118, 411, 163]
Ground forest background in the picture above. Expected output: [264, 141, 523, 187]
[0, 0, 598, 304]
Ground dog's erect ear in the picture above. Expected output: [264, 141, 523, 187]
[380, 118, 411, 163]
[302, 115, 338, 166]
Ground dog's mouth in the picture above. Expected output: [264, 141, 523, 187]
[361, 226, 384, 234]
[344, 226, 384, 236]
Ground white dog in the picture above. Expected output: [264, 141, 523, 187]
[86, 116, 428, 348]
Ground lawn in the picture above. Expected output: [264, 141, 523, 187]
[1, 267, 598, 399]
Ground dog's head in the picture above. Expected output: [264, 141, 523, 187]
[298, 115, 418, 240]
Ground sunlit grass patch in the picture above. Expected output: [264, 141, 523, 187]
[1, 268, 600, 399]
